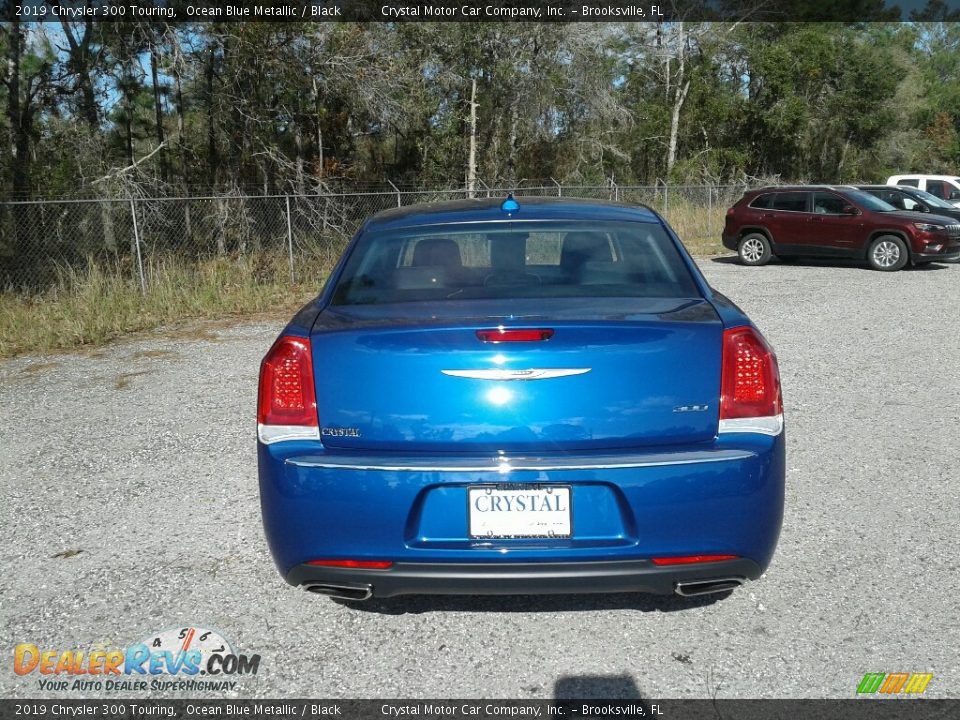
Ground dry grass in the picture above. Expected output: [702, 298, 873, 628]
[661, 202, 729, 256]
[0, 253, 329, 358]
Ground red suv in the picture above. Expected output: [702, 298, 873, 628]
[723, 185, 960, 271]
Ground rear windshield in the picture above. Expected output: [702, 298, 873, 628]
[330, 221, 699, 306]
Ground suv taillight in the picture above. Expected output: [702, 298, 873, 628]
[257, 336, 319, 443]
[719, 326, 782, 434]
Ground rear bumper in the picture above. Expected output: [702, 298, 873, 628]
[259, 433, 785, 596]
[287, 558, 763, 598]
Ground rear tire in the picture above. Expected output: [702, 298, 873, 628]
[867, 235, 908, 271]
[738, 233, 772, 266]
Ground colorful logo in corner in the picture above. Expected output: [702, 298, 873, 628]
[857, 672, 932, 696]
[14, 626, 259, 692]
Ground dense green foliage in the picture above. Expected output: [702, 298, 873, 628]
[1, 21, 959, 199]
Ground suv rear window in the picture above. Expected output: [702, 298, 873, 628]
[748, 194, 773, 209]
[771, 192, 809, 212]
[331, 221, 700, 305]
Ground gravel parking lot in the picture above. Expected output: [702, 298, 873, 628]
[2, 257, 959, 699]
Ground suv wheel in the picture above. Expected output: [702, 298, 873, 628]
[867, 235, 908, 271]
[738, 233, 772, 266]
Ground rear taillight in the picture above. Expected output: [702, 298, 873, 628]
[257, 336, 319, 444]
[719, 326, 783, 435]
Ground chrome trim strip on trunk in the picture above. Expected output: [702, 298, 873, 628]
[441, 368, 591, 381]
[285, 448, 754, 472]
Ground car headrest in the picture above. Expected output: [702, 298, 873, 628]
[560, 232, 612, 271]
[412, 238, 462, 268]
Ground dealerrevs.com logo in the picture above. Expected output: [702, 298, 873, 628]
[14, 626, 260, 692]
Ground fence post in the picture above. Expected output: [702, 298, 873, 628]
[551, 177, 562, 197]
[663, 182, 669, 215]
[129, 197, 146, 294]
[707, 185, 713, 238]
[285, 195, 295, 284]
[387, 180, 402, 207]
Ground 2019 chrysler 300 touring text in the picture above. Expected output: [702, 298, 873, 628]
[258, 197, 785, 601]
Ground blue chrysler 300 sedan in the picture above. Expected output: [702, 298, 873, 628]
[258, 196, 785, 601]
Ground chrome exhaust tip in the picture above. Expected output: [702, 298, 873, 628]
[302, 583, 373, 602]
[674, 578, 744, 597]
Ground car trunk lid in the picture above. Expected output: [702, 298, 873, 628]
[311, 298, 722, 452]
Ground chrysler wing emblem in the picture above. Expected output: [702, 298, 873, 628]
[441, 368, 591, 381]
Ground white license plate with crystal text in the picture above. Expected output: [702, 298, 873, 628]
[467, 486, 572, 538]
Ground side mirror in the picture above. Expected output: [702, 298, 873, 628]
[841, 205, 858, 215]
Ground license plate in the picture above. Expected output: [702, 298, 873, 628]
[467, 486, 572, 538]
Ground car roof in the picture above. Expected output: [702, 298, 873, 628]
[748, 185, 857, 193]
[362, 196, 662, 231]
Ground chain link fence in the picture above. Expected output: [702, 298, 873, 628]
[0, 183, 755, 293]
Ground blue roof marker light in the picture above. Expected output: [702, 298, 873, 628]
[500, 195, 520, 213]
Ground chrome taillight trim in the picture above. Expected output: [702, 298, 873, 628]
[258, 424, 321, 444]
[717, 414, 784, 436]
